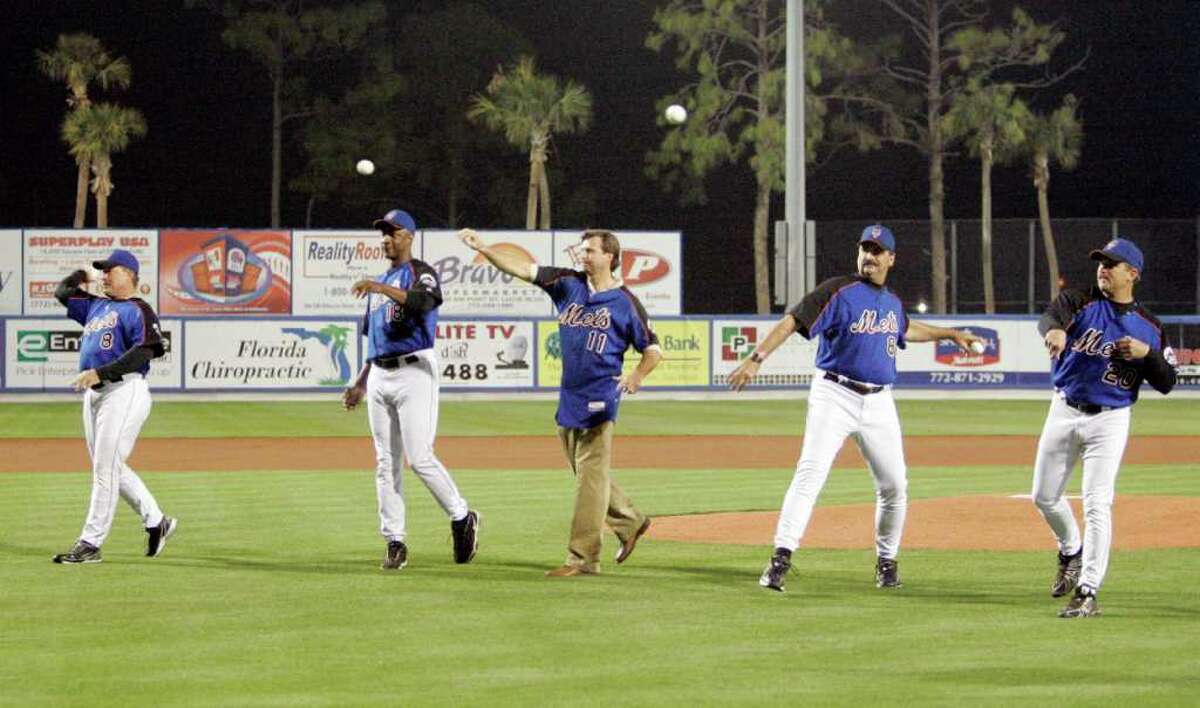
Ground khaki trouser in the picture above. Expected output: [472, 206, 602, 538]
[558, 422, 645, 572]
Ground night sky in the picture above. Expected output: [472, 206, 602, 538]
[3, 1, 1198, 312]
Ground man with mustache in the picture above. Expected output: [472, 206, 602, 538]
[730, 224, 982, 592]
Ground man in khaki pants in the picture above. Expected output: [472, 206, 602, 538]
[460, 228, 662, 576]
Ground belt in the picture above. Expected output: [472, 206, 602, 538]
[373, 354, 420, 370]
[93, 372, 145, 390]
[823, 371, 884, 395]
[1063, 397, 1114, 415]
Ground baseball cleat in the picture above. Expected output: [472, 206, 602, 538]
[1059, 586, 1101, 618]
[1051, 547, 1083, 597]
[615, 517, 652, 564]
[875, 557, 902, 588]
[759, 553, 792, 592]
[381, 540, 408, 570]
[451, 510, 480, 564]
[146, 516, 177, 558]
[53, 540, 102, 565]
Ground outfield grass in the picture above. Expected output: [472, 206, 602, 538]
[3, 462, 1199, 705]
[1, 397, 1197, 438]
[2, 400, 1198, 705]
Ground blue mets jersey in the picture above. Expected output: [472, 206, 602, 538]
[66, 295, 164, 375]
[363, 259, 442, 360]
[1039, 287, 1177, 407]
[535, 267, 659, 429]
[788, 275, 908, 386]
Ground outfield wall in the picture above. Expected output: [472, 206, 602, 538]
[3, 314, 1197, 393]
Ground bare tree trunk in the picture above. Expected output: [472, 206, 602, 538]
[1035, 155, 1061, 300]
[753, 178, 771, 314]
[980, 143, 995, 314]
[93, 163, 110, 228]
[305, 194, 316, 228]
[537, 161, 552, 230]
[74, 158, 90, 228]
[926, 0, 947, 313]
[271, 72, 283, 228]
[525, 150, 539, 230]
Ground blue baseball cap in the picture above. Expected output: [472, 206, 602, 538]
[373, 208, 417, 233]
[860, 224, 896, 252]
[92, 249, 139, 275]
[1090, 237, 1144, 274]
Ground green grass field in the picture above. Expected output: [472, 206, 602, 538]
[2, 400, 1198, 706]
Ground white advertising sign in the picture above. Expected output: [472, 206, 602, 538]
[423, 230, 554, 317]
[0, 230, 20, 315]
[435, 319, 535, 388]
[185, 319, 360, 389]
[23, 230, 159, 313]
[292, 229, 424, 316]
[895, 318, 1048, 387]
[5, 317, 181, 390]
[554, 230, 682, 316]
[710, 318, 818, 386]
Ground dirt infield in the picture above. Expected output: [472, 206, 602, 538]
[646, 495, 1200, 550]
[5, 434, 1197, 550]
[3, 434, 1199, 473]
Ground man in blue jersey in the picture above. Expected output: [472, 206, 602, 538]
[1033, 237, 1176, 618]
[342, 208, 478, 571]
[459, 228, 662, 577]
[51, 249, 176, 564]
[729, 225, 983, 592]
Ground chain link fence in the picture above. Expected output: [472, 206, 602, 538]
[814, 219, 1199, 314]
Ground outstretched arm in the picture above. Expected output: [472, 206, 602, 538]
[458, 228, 535, 282]
[905, 320, 983, 351]
[728, 315, 798, 392]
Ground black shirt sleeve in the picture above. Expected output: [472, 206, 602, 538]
[55, 270, 91, 306]
[622, 287, 659, 352]
[404, 261, 443, 313]
[1038, 288, 1092, 337]
[787, 276, 855, 339]
[134, 300, 166, 358]
[95, 346, 155, 382]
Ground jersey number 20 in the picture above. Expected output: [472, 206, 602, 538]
[1102, 362, 1137, 389]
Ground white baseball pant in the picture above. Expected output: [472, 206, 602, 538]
[366, 350, 468, 541]
[774, 372, 908, 558]
[1032, 393, 1130, 591]
[79, 376, 163, 547]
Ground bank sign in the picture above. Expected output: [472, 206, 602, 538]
[184, 320, 360, 389]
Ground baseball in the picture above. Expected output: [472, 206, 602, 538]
[355, 159, 375, 176]
[665, 104, 688, 124]
[969, 340, 986, 354]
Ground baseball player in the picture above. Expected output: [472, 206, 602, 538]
[459, 228, 661, 577]
[342, 208, 478, 571]
[729, 225, 982, 592]
[51, 249, 176, 564]
[1033, 237, 1176, 618]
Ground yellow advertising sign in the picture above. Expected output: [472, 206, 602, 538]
[536, 319, 709, 388]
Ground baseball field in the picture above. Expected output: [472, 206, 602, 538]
[2, 397, 1198, 705]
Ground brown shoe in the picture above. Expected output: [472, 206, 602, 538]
[615, 517, 652, 564]
[545, 564, 597, 577]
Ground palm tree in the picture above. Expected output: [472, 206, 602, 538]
[468, 56, 592, 229]
[62, 104, 147, 228]
[36, 33, 132, 228]
[1021, 95, 1082, 301]
[944, 81, 1030, 313]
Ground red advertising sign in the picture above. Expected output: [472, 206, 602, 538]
[159, 230, 292, 314]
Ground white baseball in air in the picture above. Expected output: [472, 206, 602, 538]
[969, 340, 986, 354]
[665, 104, 688, 124]
[356, 159, 375, 176]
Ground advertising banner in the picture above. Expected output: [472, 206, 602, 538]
[711, 318, 818, 387]
[0, 231, 20, 315]
[537, 318, 708, 388]
[895, 319, 1045, 387]
[184, 319, 358, 389]
[292, 229, 424, 316]
[435, 319, 535, 388]
[5, 317, 181, 390]
[553, 230, 682, 315]
[23, 230, 158, 314]
[160, 229, 291, 315]
[423, 230, 554, 317]
[1161, 319, 1200, 388]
